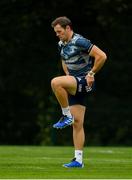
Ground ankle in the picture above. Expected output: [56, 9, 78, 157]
[62, 106, 72, 118]
[75, 150, 83, 164]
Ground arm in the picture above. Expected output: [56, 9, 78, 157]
[86, 45, 107, 87]
[89, 45, 107, 74]
[75, 38, 107, 75]
[62, 60, 69, 75]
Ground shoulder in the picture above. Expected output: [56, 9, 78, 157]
[58, 40, 63, 47]
[77, 34, 91, 43]
[72, 33, 83, 43]
[58, 40, 64, 52]
[73, 33, 92, 46]
[73, 33, 93, 51]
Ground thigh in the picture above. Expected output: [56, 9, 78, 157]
[68, 93, 86, 106]
[53, 75, 77, 95]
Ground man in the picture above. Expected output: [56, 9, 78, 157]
[51, 16, 107, 168]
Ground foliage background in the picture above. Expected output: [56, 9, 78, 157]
[0, 0, 131, 145]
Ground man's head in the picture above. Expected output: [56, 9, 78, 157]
[51, 16, 73, 42]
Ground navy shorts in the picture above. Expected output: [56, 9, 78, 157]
[68, 76, 95, 106]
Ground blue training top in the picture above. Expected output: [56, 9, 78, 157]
[58, 33, 94, 77]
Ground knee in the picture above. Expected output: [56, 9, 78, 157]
[51, 77, 60, 90]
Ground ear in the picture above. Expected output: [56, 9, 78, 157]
[66, 25, 71, 31]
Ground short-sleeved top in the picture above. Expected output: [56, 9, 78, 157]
[58, 33, 94, 77]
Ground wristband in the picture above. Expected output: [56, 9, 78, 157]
[88, 70, 95, 77]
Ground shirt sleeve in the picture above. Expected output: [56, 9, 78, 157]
[58, 44, 61, 53]
[58, 41, 63, 54]
[75, 37, 94, 53]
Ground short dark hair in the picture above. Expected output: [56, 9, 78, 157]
[51, 16, 73, 29]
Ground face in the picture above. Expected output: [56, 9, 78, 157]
[54, 24, 69, 42]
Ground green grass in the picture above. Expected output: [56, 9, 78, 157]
[0, 146, 132, 179]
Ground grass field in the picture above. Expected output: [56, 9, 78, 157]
[0, 146, 132, 179]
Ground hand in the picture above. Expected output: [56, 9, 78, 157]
[85, 74, 95, 87]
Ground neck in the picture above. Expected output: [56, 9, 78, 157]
[66, 31, 74, 43]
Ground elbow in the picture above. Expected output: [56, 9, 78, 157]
[101, 52, 107, 63]
[103, 52, 107, 61]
